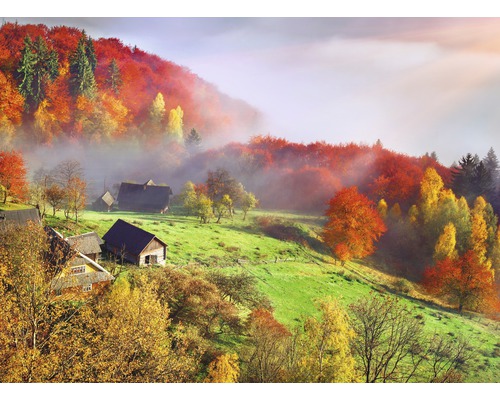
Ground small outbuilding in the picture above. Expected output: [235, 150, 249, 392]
[66, 232, 104, 262]
[117, 180, 173, 213]
[102, 219, 167, 266]
[92, 191, 115, 212]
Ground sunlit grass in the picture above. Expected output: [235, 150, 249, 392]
[44, 205, 500, 382]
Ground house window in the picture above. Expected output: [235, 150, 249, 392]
[71, 266, 86, 275]
[82, 284, 92, 293]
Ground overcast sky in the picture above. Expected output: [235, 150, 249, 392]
[5, 16, 500, 166]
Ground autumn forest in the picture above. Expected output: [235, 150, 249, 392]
[0, 21, 500, 384]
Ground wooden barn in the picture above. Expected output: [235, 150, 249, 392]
[117, 180, 173, 213]
[66, 232, 104, 262]
[102, 219, 167, 266]
[0, 208, 41, 225]
[45, 228, 114, 297]
[92, 191, 115, 212]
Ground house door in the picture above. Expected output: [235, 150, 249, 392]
[145, 255, 157, 265]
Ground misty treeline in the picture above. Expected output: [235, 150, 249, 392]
[0, 222, 475, 383]
[0, 22, 259, 148]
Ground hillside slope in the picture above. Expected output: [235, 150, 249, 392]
[45, 207, 500, 383]
[0, 22, 261, 146]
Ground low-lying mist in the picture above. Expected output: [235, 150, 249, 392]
[16, 133, 448, 214]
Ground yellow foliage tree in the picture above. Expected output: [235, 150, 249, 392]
[408, 204, 419, 225]
[33, 99, 58, 143]
[434, 222, 458, 262]
[88, 277, 195, 382]
[454, 196, 472, 254]
[420, 167, 444, 224]
[101, 92, 129, 137]
[470, 212, 490, 267]
[204, 353, 240, 383]
[288, 299, 357, 383]
[377, 199, 388, 219]
[490, 229, 500, 281]
[149, 92, 166, 134]
[0, 222, 87, 382]
[167, 105, 184, 142]
[472, 196, 498, 250]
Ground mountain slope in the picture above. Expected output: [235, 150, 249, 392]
[0, 22, 261, 146]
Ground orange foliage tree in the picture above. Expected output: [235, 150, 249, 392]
[0, 150, 28, 203]
[243, 308, 291, 382]
[322, 186, 386, 264]
[0, 71, 24, 140]
[422, 250, 498, 313]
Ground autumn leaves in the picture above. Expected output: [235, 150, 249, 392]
[321, 166, 499, 314]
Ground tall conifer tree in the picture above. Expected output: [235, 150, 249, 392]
[17, 35, 36, 111]
[69, 32, 97, 99]
[85, 35, 97, 73]
[106, 59, 122, 95]
[17, 35, 59, 113]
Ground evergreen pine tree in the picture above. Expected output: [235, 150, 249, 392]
[32, 36, 59, 107]
[483, 148, 499, 205]
[483, 147, 499, 178]
[474, 161, 494, 200]
[47, 49, 59, 81]
[69, 33, 97, 99]
[185, 128, 202, 148]
[17, 35, 59, 113]
[106, 59, 122, 95]
[17, 35, 36, 112]
[451, 153, 478, 203]
[32, 36, 49, 106]
[86, 36, 97, 73]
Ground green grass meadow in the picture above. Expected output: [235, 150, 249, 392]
[43, 206, 500, 382]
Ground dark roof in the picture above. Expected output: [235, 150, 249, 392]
[102, 219, 167, 255]
[0, 208, 41, 225]
[66, 232, 104, 255]
[117, 182, 173, 211]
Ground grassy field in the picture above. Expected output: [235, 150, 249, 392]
[0, 202, 33, 211]
[44, 206, 500, 382]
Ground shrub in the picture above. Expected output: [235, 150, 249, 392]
[394, 278, 413, 294]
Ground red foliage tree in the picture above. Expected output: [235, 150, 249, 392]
[322, 186, 386, 263]
[0, 150, 28, 203]
[422, 250, 499, 313]
[369, 152, 424, 207]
